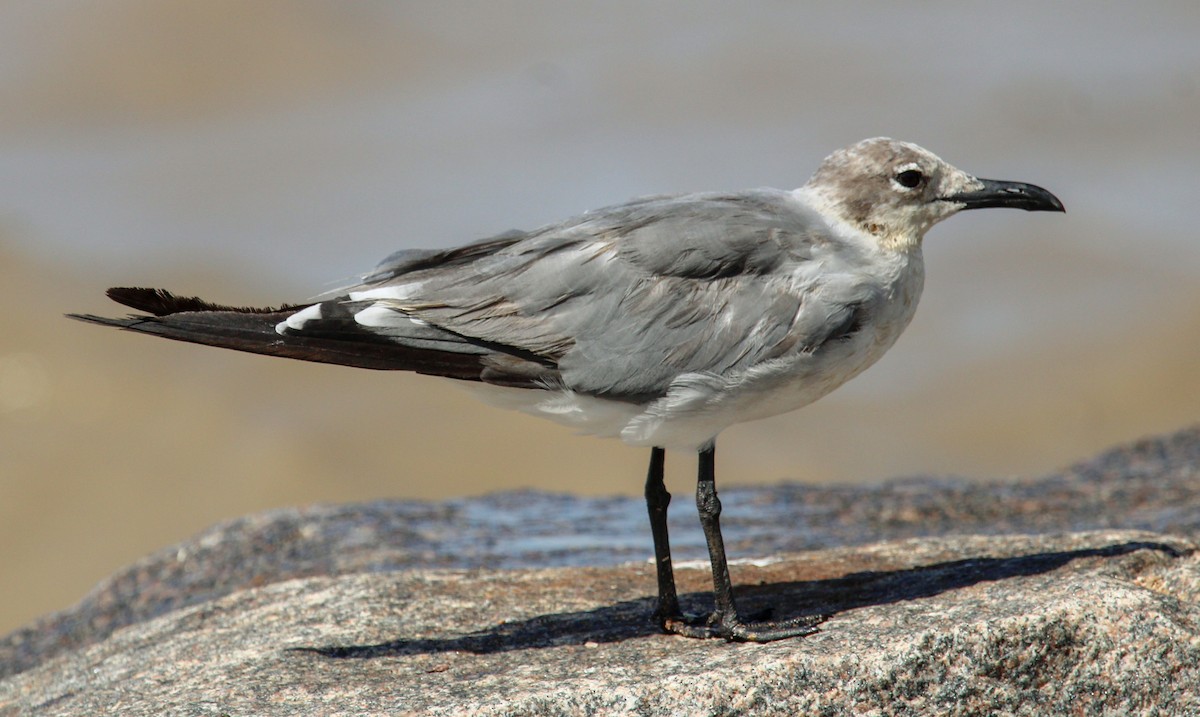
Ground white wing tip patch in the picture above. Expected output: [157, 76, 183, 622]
[276, 304, 323, 334]
[354, 304, 427, 328]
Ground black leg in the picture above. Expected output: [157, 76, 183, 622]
[644, 446, 681, 623]
[696, 444, 739, 622]
[661, 442, 824, 642]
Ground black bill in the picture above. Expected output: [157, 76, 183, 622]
[944, 178, 1065, 212]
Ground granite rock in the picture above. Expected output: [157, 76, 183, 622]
[2, 532, 1197, 716]
[3, 427, 1200, 715]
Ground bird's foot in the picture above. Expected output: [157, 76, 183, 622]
[659, 609, 824, 642]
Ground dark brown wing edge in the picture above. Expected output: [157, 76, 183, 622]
[67, 308, 486, 380]
[104, 287, 303, 316]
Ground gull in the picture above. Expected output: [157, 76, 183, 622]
[71, 138, 1064, 642]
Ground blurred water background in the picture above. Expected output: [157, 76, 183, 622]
[0, 1, 1197, 635]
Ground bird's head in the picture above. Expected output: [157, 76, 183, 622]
[801, 137, 1064, 250]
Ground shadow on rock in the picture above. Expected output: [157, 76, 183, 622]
[296, 540, 1182, 658]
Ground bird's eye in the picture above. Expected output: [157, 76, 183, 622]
[895, 169, 924, 189]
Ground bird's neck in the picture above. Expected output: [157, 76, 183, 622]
[792, 186, 925, 255]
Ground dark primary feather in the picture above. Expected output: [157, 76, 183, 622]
[70, 288, 555, 386]
[105, 287, 301, 316]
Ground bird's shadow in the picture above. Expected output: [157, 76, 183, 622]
[294, 541, 1183, 659]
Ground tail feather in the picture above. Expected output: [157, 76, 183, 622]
[69, 288, 552, 385]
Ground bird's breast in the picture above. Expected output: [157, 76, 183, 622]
[722, 250, 927, 421]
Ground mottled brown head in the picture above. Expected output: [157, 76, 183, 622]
[803, 137, 1063, 249]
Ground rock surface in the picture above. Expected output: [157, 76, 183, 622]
[2, 427, 1200, 715]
